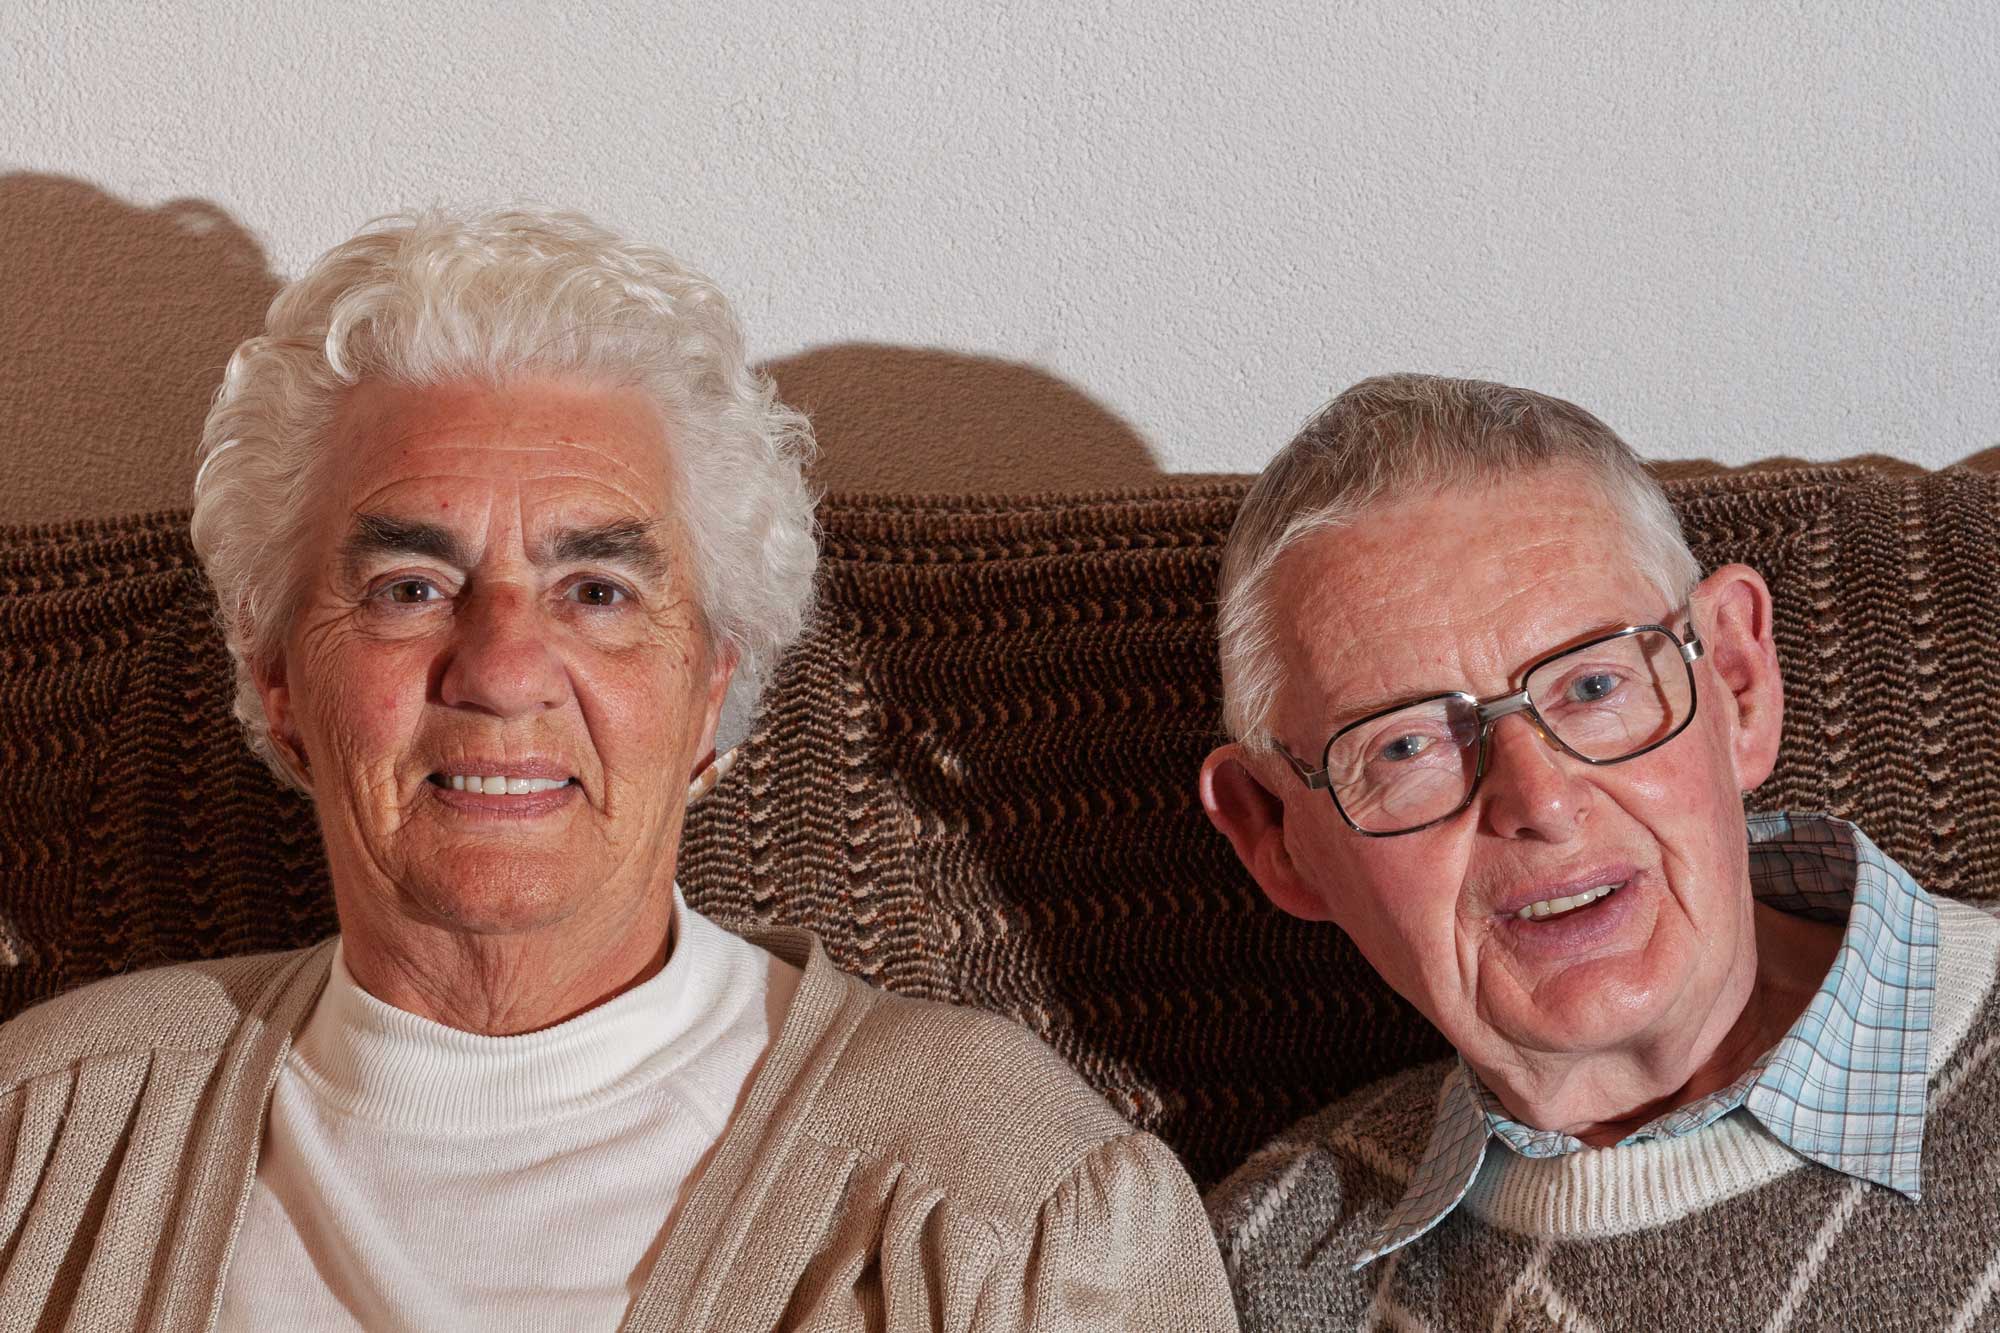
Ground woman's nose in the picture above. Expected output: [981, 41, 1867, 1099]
[436, 585, 571, 718]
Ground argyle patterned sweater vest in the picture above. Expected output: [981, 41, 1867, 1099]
[1206, 899, 2000, 1332]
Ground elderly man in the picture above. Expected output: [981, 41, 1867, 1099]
[1199, 375, 2000, 1329]
[0, 207, 1236, 1330]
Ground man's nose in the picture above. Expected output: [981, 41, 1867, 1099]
[1477, 712, 1587, 841]
[437, 584, 571, 717]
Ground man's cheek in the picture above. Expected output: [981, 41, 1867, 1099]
[1602, 758, 1694, 815]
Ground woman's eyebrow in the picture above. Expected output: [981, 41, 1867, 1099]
[342, 513, 469, 572]
[543, 520, 670, 579]
[338, 514, 670, 580]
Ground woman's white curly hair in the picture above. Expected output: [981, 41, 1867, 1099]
[191, 206, 818, 787]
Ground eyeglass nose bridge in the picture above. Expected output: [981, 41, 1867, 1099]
[1442, 689, 1580, 827]
[1469, 688, 1563, 750]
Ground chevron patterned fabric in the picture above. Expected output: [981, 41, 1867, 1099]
[3, 466, 1998, 1188]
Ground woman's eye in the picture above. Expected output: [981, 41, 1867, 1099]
[382, 579, 440, 604]
[569, 580, 627, 607]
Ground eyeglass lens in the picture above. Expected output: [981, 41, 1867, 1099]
[1326, 629, 1694, 834]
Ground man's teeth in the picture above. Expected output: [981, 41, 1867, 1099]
[445, 775, 568, 795]
[1516, 884, 1620, 921]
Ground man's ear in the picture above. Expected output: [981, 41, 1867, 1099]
[1692, 563, 1784, 792]
[1199, 743, 1335, 922]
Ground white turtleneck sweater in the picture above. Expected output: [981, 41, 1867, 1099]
[216, 895, 799, 1331]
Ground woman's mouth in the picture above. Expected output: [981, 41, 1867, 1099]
[428, 773, 576, 795]
[422, 771, 582, 819]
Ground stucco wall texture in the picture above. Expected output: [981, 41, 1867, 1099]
[3, 1, 1997, 526]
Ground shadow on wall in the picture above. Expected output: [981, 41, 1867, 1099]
[0, 182, 1162, 527]
[762, 344, 1165, 496]
[0, 175, 281, 527]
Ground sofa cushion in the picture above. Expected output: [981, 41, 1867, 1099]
[3, 467, 1996, 1186]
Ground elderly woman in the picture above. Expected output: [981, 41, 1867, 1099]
[0, 208, 1234, 1330]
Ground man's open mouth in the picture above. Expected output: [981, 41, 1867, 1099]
[427, 774, 577, 795]
[1513, 880, 1624, 922]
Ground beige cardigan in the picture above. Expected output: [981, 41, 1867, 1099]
[0, 928, 1237, 1331]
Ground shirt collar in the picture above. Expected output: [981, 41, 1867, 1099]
[1353, 812, 1938, 1269]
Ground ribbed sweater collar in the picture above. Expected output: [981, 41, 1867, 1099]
[289, 891, 729, 1132]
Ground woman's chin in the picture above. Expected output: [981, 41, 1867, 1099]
[391, 853, 595, 937]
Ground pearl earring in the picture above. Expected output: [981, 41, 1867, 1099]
[686, 747, 738, 805]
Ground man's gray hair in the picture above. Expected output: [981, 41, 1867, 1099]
[1216, 373, 1701, 749]
[191, 205, 818, 787]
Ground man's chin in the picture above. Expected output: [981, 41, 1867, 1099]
[1476, 954, 1693, 1068]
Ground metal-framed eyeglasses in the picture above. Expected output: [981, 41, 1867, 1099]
[1276, 611, 1706, 837]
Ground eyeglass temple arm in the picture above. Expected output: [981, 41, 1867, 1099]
[1276, 743, 1331, 790]
[1678, 598, 1705, 664]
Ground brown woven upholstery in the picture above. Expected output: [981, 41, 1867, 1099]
[4, 467, 1997, 1187]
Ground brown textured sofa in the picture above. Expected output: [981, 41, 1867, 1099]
[4, 466, 1998, 1190]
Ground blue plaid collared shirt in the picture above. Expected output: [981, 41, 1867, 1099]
[1356, 811, 1938, 1269]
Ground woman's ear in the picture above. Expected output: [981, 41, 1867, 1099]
[688, 641, 739, 783]
[252, 651, 312, 788]
[1692, 563, 1784, 792]
[1200, 743, 1335, 922]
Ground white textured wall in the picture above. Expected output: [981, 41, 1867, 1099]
[4, 0, 1997, 523]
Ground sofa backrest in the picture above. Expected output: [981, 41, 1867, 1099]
[3, 466, 1997, 1186]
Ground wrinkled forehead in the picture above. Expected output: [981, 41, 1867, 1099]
[318, 378, 682, 531]
[1266, 476, 1668, 727]
[341, 377, 670, 476]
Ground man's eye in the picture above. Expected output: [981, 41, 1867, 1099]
[1567, 672, 1621, 703]
[568, 580, 627, 607]
[1378, 733, 1433, 763]
[382, 579, 441, 604]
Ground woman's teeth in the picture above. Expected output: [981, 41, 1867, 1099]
[1516, 883, 1620, 921]
[444, 775, 568, 795]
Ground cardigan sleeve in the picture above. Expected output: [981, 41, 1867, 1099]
[979, 1130, 1240, 1332]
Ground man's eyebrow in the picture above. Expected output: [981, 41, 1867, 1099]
[1328, 691, 1420, 730]
[543, 520, 671, 579]
[342, 513, 470, 571]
